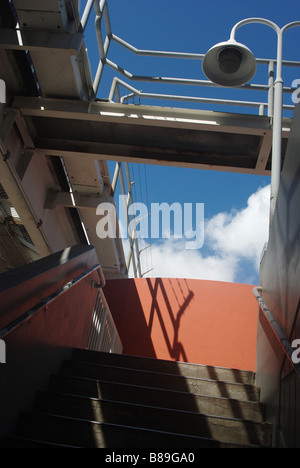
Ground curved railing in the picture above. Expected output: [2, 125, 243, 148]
[80, 0, 300, 115]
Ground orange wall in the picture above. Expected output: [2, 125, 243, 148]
[104, 278, 258, 372]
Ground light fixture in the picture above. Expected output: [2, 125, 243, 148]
[202, 18, 300, 226]
[202, 39, 257, 87]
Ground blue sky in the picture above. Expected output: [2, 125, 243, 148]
[80, 0, 300, 284]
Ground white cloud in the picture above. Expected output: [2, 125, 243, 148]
[122, 184, 270, 284]
[206, 184, 270, 268]
[149, 241, 238, 282]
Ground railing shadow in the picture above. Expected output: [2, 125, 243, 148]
[102, 277, 194, 362]
[103, 278, 158, 358]
[146, 277, 194, 363]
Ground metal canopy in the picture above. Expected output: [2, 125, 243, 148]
[13, 96, 290, 175]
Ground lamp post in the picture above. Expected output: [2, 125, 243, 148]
[202, 18, 300, 226]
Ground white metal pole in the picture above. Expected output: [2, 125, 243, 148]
[269, 20, 300, 223]
[230, 18, 300, 227]
[269, 30, 283, 226]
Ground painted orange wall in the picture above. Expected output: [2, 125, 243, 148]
[104, 278, 258, 372]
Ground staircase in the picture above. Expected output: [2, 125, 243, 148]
[0, 349, 272, 448]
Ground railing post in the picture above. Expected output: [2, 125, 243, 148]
[80, 0, 95, 32]
[259, 104, 265, 115]
[92, 0, 112, 96]
[124, 162, 142, 278]
[111, 161, 120, 193]
[118, 164, 138, 277]
[115, 81, 121, 103]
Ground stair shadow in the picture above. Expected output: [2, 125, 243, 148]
[206, 365, 263, 447]
[67, 353, 265, 448]
[88, 360, 215, 448]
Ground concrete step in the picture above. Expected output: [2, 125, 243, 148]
[33, 390, 272, 447]
[72, 348, 256, 385]
[15, 411, 259, 448]
[0, 347, 271, 448]
[60, 360, 260, 402]
[49, 374, 265, 422]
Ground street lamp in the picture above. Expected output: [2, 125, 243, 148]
[202, 18, 300, 226]
[202, 39, 257, 87]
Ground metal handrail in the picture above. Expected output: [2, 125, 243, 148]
[0, 263, 102, 339]
[253, 287, 300, 377]
[108, 76, 295, 114]
[80, 0, 300, 115]
[111, 32, 300, 68]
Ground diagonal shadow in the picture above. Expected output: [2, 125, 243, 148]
[146, 278, 194, 362]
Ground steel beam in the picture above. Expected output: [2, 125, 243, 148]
[12, 96, 283, 135]
[11, 97, 291, 175]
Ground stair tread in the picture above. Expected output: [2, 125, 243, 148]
[33, 390, 272, 446]
[49, 374, 265, 421]
[65, 359, 258, 388]
[60, 359, 260, 402]
[16, 410, 261, 448]
[36, 389, 269, 422]
[72, 348, 255, 385]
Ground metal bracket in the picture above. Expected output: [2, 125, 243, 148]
[91, 265, 106, 289]
[45, 189, 114, 210]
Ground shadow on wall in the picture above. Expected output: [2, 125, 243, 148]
[104, 277, 258, 371]
[146, 278, 194, 362]
[103, 277, 194, 362]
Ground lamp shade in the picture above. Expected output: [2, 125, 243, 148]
[202, 39, 257, 87]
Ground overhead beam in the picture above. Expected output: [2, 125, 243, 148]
[34, 139, 268, 175]
[13, 96, 275, 135]
[10, 97, 291, 175]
